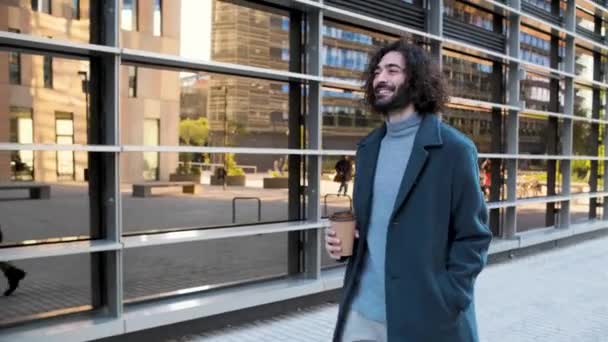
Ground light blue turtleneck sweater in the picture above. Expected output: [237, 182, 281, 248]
[350, 113, 422, 323]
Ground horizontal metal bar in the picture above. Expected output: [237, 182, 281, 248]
[122, 268, 345, 333]
[570, 191, 608, 200]
[0, 240, 122, 262]
[0, 316, 124, 342]
[478, 153, 608, 160]
[0, 143, 121, 152]
[450, 97, 521, 111]
[487, 201, 515, 209]
[121, 48, 322, 83]
[574, 76, 608, 90]
[0, 31, 120, 57]
[121, 145, 321, 155]
[516, 195, 571, 205]
[318, 149, 357, 156]
[123, 221, 329, 249]
[520, 108, 608, 124]
[578, 0, 608, 18]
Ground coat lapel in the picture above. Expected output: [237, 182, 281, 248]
[355, 125, 386, 235]
[390, 114, 443, 220]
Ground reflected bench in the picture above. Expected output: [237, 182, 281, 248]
[132, 182, 200, 197]
[0, 183, 51, 199]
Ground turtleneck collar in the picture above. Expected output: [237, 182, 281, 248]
[385, 112, 422, 138]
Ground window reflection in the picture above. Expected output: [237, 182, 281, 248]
[323, 20, 397, 83]
[1, 0, 91, 42]
[442, 50, 496, 102]
[121, 0, 291, 71]
[444, 107, 506, 154]
[518, 114, 563, 155]
[520, 27, 552, 67]
[120, 66, 297, 149]
[121, 152, 305, 234]
[444, 0, 495, 31]
[517, 159, 562, 199]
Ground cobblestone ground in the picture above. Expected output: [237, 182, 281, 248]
[191, 234, 608, 342]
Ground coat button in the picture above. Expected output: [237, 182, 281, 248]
[392, 220, 399, 225]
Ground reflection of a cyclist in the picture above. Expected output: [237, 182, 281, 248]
[0, 226, 26, 296]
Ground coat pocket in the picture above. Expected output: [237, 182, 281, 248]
[437, 272, 462, 318]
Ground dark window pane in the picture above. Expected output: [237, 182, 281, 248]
[573, 122, 601, 156]
[43, 55, 53, 88]
[518, 114, 563, 155]
[0, 152, 104, 246]
[517, 159, 563, 199]
[442, 50, 499, 103]
[2, 0, 90, 42]
[0, 253, 96, 327]
[124, 233, 288, 302]
[520, 72, 561, 112]
[120, 66, 298, 149]
[0, 52, 89, 144]
[321, 87, 381, 150]
[121, 153, 306, 234]
[121, 1, 290, 71]
[322, 20, 397, 83]
[444, 107, 506, 154]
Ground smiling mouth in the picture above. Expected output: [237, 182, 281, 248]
[375, 88, 394, 97]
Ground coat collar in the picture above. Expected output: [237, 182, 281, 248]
[355, 114, 443, 232]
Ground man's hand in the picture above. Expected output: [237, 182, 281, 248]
[325, 228, 359, 259]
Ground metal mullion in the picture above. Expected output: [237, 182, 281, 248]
[0, 241, 122, 262]
[505, 0, 520, 238]
[0, 31, 120, 58]
[304, 8, 323, 280]
[120, 48, 321, 84]
[0, 143, 121, 152]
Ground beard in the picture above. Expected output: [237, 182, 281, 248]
[371, 82, 412, 115]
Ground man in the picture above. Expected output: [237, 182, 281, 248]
[335, 156, 353, 196]
[325, 39, 492, 342]
[0, 226, 26, 296]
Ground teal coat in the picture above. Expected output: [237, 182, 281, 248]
[333, 114, 492, 342]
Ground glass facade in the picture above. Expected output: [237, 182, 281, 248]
[1, 0, 607, 337]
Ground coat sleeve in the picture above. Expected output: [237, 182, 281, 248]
[444, 144, 493, 311]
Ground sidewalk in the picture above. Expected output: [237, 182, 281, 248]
[191, 234, 608, 342]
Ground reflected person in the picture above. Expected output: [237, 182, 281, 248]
[0, 226, 26, 296]
[325, 40, 492, 342]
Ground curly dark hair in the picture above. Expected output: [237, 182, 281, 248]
[362, 39, 449, 115]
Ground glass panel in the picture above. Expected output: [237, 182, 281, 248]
[571, 197, 604, 224]
[321, 87, 381, 150]
[577, 8, 596, 32]
[442, 49, 497, 103]
[121, 0, 137, 31]
[516, 202, 559, 232]
[520, 71, 561, 112]
[444, 107, 506, 154]
[0, 151, 103, 246]
[153, 0, 162, 37]
[520, 26, 551, 67]
[120, 66, 298, 149]
[573, 122, 601, 156]
[43, 55, 53, 88]
[121, 152, 306, 235]
[0, 52, 89, 144]
[321, 155, 355, 219]
[0, 253, 95, 327]
[322, 20, 398, 83]
[576, 46, 595, 80]
[518, 114, 563, 155]
[123, 232, 288, 302]
[0, 0, 91, 42]
[143, 119, 159, 181]
[121, 0, 290, 71]
[478, 158, 508, 202]
[571, 159, 603, 194]
[444, 0, 496, 31]
[517, 159, 563, 199]
[574, 86, 594, 120]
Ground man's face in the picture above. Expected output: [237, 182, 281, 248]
[371, 51, 409, 113]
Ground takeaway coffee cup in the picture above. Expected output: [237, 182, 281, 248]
[329, 211, 356, 257]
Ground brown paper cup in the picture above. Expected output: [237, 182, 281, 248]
[329, 211, 356, 257]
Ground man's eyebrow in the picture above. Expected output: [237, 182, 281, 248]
[377, 63, 404, 70]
